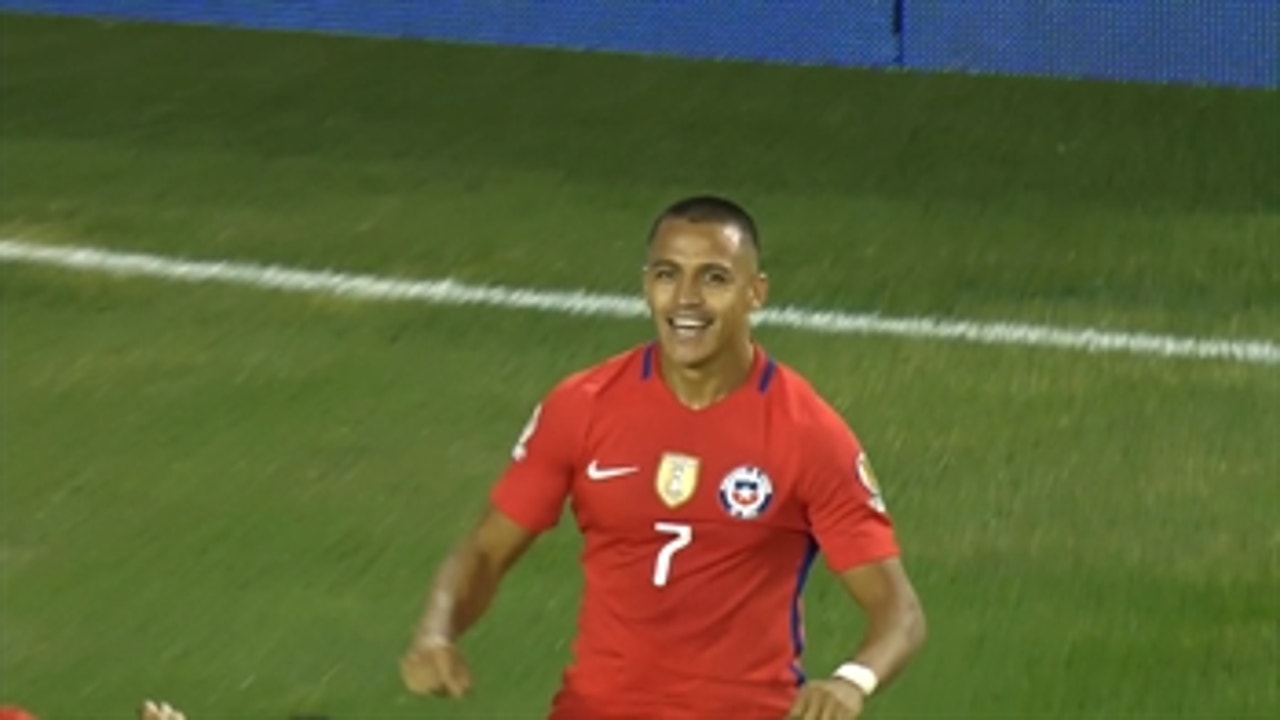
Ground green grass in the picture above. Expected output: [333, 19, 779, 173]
[2, 13, 1278, 720]
[3, 14, 1278, 337]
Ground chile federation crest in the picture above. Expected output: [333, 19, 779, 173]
[718, 465, 775, 520]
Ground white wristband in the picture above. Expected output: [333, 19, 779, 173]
[833, 662, 879, 697]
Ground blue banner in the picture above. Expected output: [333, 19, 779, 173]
[0, 1, 900, 68]
[903, 1, 1279, 88]
[1, 1, 1275, 88]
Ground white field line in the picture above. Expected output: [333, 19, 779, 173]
[2, 239, 1277, 367]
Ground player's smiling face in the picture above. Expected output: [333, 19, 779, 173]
[643, 218, 768, 370]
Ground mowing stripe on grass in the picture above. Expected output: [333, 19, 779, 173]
[2, 238, 1277, 366]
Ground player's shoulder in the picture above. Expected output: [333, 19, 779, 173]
[764, 354, 859, 441]
[541, 343, 650, 406]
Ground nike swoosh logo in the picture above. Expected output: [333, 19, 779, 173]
[586, 460, 639, 481]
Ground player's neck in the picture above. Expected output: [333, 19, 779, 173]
[659, 339, 757, 410]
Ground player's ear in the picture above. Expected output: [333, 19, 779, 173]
[750, 272, 769, 310]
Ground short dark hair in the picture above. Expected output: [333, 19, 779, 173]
[647, 194, 761, 253]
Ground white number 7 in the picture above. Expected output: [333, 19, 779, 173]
[653, 521, 693, 587]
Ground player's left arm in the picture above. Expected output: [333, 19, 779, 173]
[789, 559, 924, 720]
[831, 554, 926, 692]
[790, 408, 926, 718]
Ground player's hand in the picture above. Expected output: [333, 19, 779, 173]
[786, 677, 866, 719]
[400, 642, 472, 698]
[138, 700, 187, 720]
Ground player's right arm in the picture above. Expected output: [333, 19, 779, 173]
[401, 379, 586, 698]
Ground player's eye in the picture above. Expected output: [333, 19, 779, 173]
[652, 267, 676, 281]
[704, 269, 731, 285]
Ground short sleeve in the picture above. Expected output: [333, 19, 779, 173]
[799, 406, 900, 573]
[489, 379, 588, 533]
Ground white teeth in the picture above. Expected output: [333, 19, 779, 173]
[671, 318, 710, 329]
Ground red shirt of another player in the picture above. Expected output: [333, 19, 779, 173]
[491, 343, 899, 720]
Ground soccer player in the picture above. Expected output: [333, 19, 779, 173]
[400, 195, 927, 719]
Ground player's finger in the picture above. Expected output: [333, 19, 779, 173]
[424, 654, 452, 697]
[441, 660, 471, 698]
[821, 693, 853, 720]
[801, 692, 839, 720]
[456, 661, 473, 694]
[817, 697, 843, 720]
[786, 689, 812, 719]
[430, 650, 470, 698]
[440, 673, 464, 697]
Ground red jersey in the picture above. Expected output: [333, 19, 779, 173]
[491, 343, 899, 720]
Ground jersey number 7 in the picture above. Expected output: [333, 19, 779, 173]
[653, 521, 693, 587]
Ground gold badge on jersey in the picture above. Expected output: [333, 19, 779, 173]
[655, 452, 700, 508]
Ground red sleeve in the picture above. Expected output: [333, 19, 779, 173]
[488, 378, 588, 533]
[799, 404, 900, 573]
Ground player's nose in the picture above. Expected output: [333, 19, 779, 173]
[675, 276, 704, 306]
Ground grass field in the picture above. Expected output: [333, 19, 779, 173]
[2, 12, 1278, 720]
